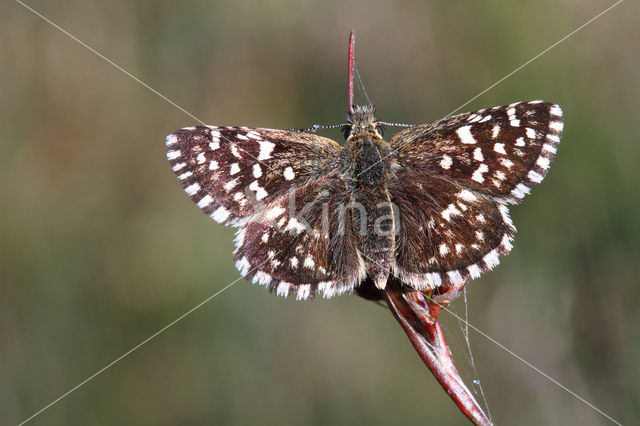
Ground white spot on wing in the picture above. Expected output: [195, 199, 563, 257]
[285, 217, 306, 234]
[230, 163, 240, 175]
[547, 134, 560, 143]
[235, 256, 250, 276]
[439, 243, 450, 256]
[211, 206, 230, 223]
[247, 131, 261, 140]
[253, 164, 262, 178]
[549, 121, 563, 132]
[177, 171, 192, 180]
[440, 154, 453, 169]
[265, 205, 285, 220]
[209, 160, 219, 170]
[528, 170, 544, 183]
[303, 255, 315, 269]
[511, 183, 531, 199]
[296, 284, 311, 300]
[258, 141, 275, 160]
[473, 148, 484, 161]
[537, 156, 550, 170]
[426, 272, 442, 287]
[167, 150, 181, 160]
[197, 195, 213, 208]
[283, 166, 295, 180]
[230, 144, 242, 159]
[467, 264, 482, 279]
[458, 189, 477, 202]
[224, 178, 238, 192]
[249, 180, 267, 201]
[448, 270, 463, 284]
[441, 203, 462, 221]
[165, 134, 178, 146]
[494, 143, 507, 154]
[185, 183, 200, 195]
[500, 158, 515, 169]
[526, 127, 536, 139]
[276, 281, 291, 297]
[456, 125, 477, 144]
[253, 271, 272, 285]
[492, 125, 500, 139]
[172, 162, 186, 172]
[471, 164, 489, 183]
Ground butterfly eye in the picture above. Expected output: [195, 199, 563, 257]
[342, 125, 352, 140]
[375, 124, 385, 137]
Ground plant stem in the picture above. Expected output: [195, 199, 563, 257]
[383, 278, 491, 425]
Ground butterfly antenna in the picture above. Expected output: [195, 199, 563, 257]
[377, 121, 416, 128]
[286, 123, 346, 133]
[347, 29, 355, 116]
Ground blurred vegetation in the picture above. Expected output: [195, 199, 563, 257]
[1, 0, 638, 425]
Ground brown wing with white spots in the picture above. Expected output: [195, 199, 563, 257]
[390, 101, 563, 204]
[390, 175, 514, 290]
[165, 126, 341, 226]
[388, 101, 562, 289]
[233, 178, 366, 300]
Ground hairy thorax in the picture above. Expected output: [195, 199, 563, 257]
[346, 132, 392, 185]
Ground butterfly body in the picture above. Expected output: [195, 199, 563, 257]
[166, 101, 563, 300]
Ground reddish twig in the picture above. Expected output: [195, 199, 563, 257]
[382, 277, 491, 425]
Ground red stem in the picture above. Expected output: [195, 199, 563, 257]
[383, 282, 491, 425]
[347, 30, 355, 115]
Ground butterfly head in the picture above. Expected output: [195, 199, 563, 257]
[343, 103, 385, 140]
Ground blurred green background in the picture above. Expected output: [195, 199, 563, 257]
[2, 1, 638, 424]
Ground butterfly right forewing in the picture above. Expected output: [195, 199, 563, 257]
[391, 101, 562, 204]
[389, 101, 563, 289]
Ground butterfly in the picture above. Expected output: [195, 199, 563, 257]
[165, 100, 563, 300]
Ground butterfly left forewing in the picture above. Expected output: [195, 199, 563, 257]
[166, 126, 342, 226]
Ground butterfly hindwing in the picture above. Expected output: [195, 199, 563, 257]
[390, 175, 514, 289]
[233, 178, 366, 300]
